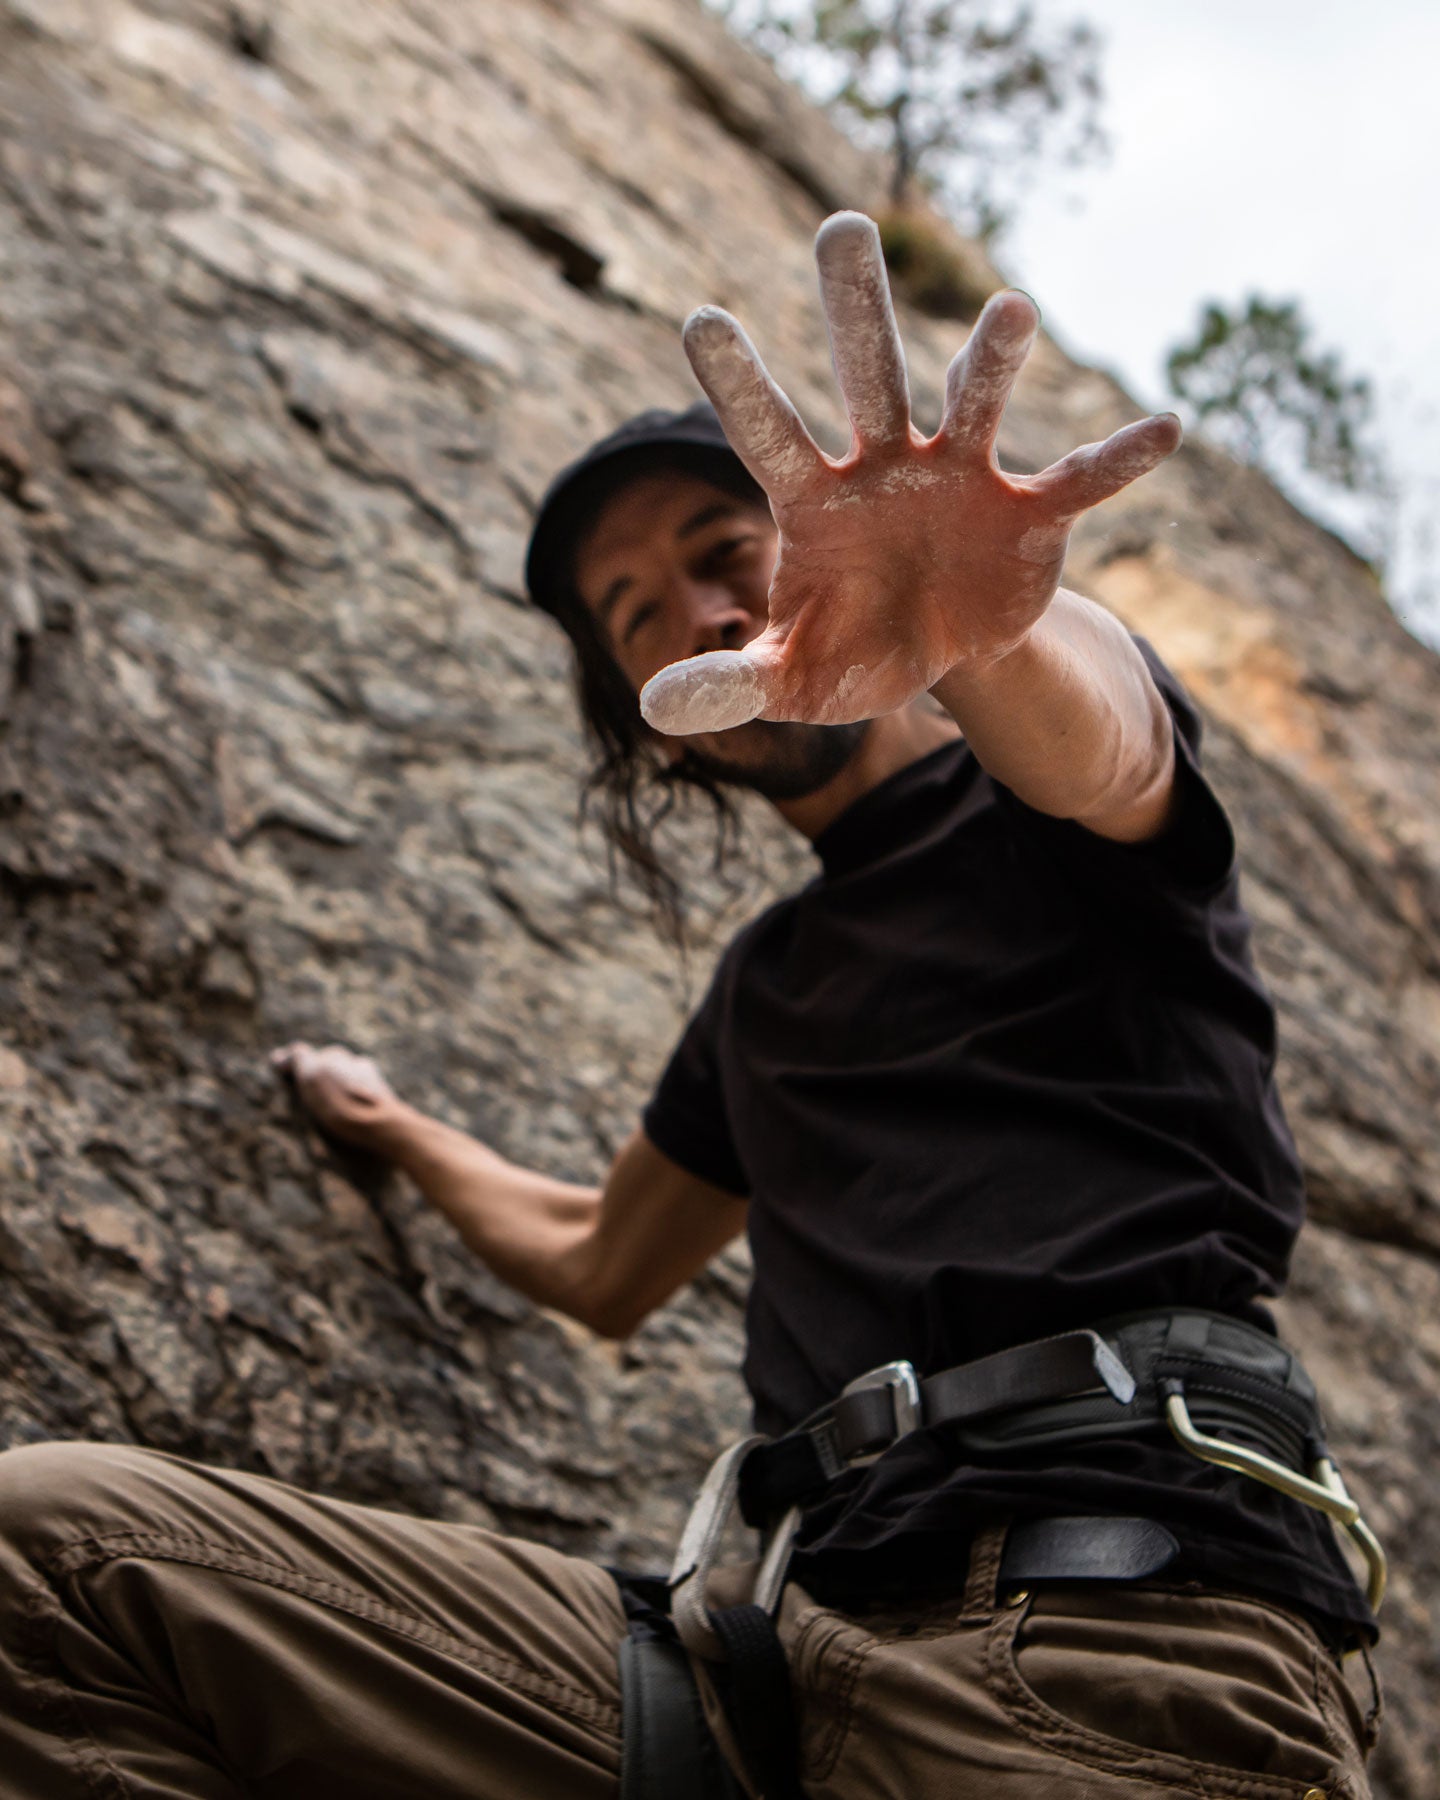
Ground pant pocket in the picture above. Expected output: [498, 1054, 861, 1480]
[783, 1601, 871, 1786]
[989, 1586, 1369, 1797]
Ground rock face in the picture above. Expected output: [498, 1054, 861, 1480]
[0, 0, 1436, 1790]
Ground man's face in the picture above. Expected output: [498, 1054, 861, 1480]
[573, 470, 867, 799]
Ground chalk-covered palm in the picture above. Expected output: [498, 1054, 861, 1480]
[640, 213, 1182, 737]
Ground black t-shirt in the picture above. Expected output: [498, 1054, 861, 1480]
[642, 645, 1373, 1638]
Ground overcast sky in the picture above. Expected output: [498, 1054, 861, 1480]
[995, 0, 1440, 645]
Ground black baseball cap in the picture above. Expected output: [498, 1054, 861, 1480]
[524, 402, 760, 623]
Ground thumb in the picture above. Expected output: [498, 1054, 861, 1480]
[639, 645, 781, 736]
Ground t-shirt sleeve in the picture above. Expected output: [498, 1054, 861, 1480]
[992, 637, 1237, 904]
[641, 958, 751, 1199]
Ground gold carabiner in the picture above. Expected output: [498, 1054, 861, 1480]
[1164, 1390, 1386, 1612]
[1312, 1455, 1388, 1615]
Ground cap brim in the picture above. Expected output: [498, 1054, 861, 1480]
[524, 415, 752, 620]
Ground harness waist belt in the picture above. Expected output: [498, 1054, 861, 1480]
[733, 1308, 1385, 1614]
[739, 1328, 1134, 1524]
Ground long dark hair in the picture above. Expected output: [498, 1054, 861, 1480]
[543, 452, 772, 945]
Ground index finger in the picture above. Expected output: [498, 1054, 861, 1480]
[683, 307, 827, 505]
[937, 290, 1040, 457]
[1027, 413, 1183, 518]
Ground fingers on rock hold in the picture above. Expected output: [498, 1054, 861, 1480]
[814, 211, 911, 448]
[640, 651, 768, 736]
[337, 1055, 390, 1102]
[682, 307, 823, 502]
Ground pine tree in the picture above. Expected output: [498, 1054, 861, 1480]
[1166, 296, 1382, 498]
[713, 0, 1104, 239]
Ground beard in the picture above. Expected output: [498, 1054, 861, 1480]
[676, 718, 870, 802]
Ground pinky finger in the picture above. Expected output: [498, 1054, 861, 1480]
[1029, 414, 1182, 519]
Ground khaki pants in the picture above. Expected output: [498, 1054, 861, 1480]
[0, 1442, 1379, 1798]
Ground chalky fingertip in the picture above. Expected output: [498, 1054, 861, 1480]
[683, 304, 737, 349]
[815, 210, 881, 259]
[640, 652, 766, 736]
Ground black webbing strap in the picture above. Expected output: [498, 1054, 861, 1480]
[741, 1328, 1134, 1525]
[708, 1604, 805, 1800]
[925, 1329, 1134, 1426]
[737, 1428, 842, 1526]
[618, 1635, 745, 1800]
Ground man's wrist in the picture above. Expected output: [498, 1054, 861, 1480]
[928, 625, 1039, 722]
[376, 1103, 510, 1183]
[922, 590, 1179, 841]
[361, 1099, 440, 1167]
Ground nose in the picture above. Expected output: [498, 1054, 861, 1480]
[678, 579, 757, 657]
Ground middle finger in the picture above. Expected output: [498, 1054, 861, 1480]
[815, 212, 912, 452]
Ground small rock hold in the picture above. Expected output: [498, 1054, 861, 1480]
[201, 1282, 232, 1324]
[226, 6, 275, 64]
[198, 943, 257, 1005]
[6, 568, 40, 638]
[0, 1047, 28, 1090]
[58, 1196, 168, 1282]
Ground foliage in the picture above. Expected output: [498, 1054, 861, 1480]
[1166, 296, 1384, 499]
[711, 0, 1105, 239]
[874, 206, 999, 319]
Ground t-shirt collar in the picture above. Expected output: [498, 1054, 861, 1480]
[812, 738, 972, 880]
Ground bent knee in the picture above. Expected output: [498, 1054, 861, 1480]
[0, 1441, 178, 1562]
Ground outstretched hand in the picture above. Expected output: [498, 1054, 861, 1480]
[640, 213, 1181, 737]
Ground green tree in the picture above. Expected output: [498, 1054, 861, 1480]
[712, 0, 1104, 239]
[1166, 296, 1383, 499]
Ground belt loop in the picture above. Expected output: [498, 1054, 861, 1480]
[961, 1523, 1009, 1614]
[1353, 1640, 1385, 1751]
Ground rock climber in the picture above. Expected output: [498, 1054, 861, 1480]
[0, 213, 1381, 1798]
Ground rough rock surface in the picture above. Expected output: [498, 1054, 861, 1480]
[0, 0, 1436, 1790]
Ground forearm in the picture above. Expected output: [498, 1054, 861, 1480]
[373, 1105, 605, 1324]
[930, 589, 1176, 843]
[277, 1040, 750, 1338]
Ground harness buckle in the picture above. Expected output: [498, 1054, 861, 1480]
[837, 1358, 923, 1456]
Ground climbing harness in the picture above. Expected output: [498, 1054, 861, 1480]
[615, 1575, 745, 1800]
[618, 1308, 1386, 1800]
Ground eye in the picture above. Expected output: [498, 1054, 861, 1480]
[621, 601, 660, 646]
[700, 536, 752, 573]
